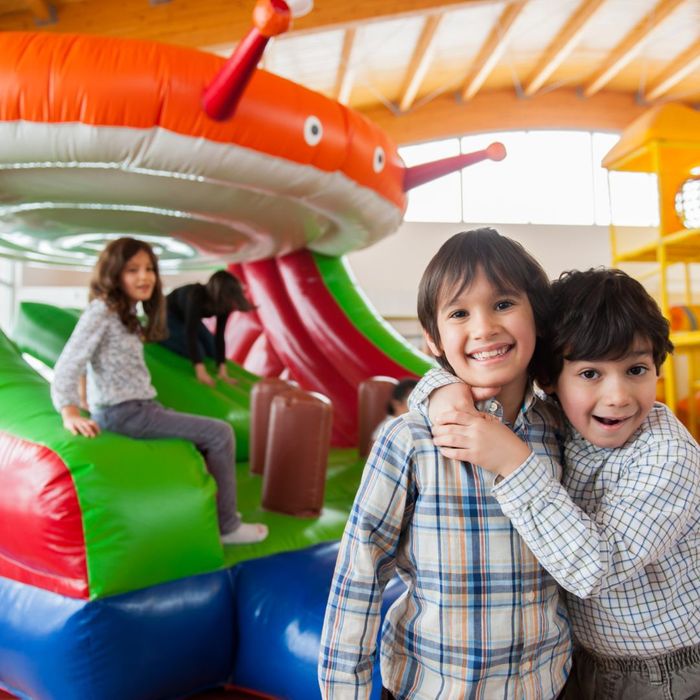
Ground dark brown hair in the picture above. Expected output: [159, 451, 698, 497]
[89, 237, 167, 341]
[539, 267, 674, 386]
[206, 270, 255, 315]
[387, 378, 418, 415]
[417, 228, 551, 378]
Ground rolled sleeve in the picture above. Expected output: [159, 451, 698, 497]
[407, 368, 460, 419]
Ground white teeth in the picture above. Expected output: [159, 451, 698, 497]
[471, 346, 509, 360]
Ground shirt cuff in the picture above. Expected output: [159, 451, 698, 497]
[491, 452, 556, 515]
[408, 367, 461, 417]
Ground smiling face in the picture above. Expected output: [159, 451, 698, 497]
[119, 248, 156, 304]
[425, 267, 536, 418]
[554, 340, 658, 448]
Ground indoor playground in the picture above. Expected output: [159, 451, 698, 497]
[0, 0, 699, 698]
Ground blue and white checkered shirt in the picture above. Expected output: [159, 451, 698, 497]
[318, 380, 571, 699]
[415, 368, 700, 659]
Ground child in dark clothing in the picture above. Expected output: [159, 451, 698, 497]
[161, 270, 254, 386]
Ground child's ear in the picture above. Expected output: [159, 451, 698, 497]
[423, 330, 442, 359]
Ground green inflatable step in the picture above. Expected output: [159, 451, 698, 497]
[5, 305, 370, 595]
[13, 302, 255, 461]
[0, 328, 224, 599]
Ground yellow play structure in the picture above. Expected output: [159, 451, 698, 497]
[603, 103, 700, 438]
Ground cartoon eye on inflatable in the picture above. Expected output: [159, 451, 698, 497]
[373, 146, 386, 173]
[304, 115, 323, 146]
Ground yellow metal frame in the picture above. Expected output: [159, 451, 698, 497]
[605, 103, 700, 438]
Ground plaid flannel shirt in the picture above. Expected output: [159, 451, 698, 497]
[318, 371, 571, 699]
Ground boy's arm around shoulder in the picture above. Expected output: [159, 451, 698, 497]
[408, 367, 464, 420]
[492, 408, 700, 599]
[318, 417, 417, 700]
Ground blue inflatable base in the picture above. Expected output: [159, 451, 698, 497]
[0, 542, 405, 700]
[0, 570, 234, 700]
[230, 541, 406, 700]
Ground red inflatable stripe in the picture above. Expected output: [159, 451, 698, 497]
[241, 258, 357, 445]
[277, 250, 418, 382]
[0, 432, 88, 598]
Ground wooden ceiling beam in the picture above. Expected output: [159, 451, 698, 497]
[334, 28, 357, 105]
[398, 13, 443, 112]
[23, 0, 54, 24]
[0, 0, 525, 48]
[582, 0, 686, 97]
[645, 38, 700, 100]
[523, 0, 606, 97]
[359, 88, 647, 145]
[459, 1, 525, 101]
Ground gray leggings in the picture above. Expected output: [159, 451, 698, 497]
[564, 644, 700, 700]
[93, 399, 240, 535]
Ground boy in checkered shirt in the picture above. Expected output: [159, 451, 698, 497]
[416, 268, 700, 699]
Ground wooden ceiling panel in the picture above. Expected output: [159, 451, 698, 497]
[646, 39, 700, 100]
[507, 0, 583, 54]
[576, 0, 659, 52]
[0, 0, 488, 43]
[398, 13, 444, 111]
[582, 0, 687, 96]
[354, 15, 425, 75]
[264, 30, 345, 95]
[523, 0, 606, 96]
[334, 28, 357, 104]
[665, 75, 700, 102]
[459, 1, 526, 100]
[362, 89, 649, 144]
[430, 3, 507, 57]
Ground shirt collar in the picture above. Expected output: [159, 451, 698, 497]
[475, 384, 540, 426]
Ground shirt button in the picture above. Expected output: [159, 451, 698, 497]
[488, 402, 498, 413]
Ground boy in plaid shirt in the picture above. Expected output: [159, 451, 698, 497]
[318, 229, 571, 700]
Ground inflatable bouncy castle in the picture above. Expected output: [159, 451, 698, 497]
[0, 4, 505, 697]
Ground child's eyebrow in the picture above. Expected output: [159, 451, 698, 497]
[442, 284, 523, 307]
[495, 286, 522, 297]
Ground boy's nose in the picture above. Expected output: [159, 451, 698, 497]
[602, 378, 631, 406]
[472, 319, 497, 340]
[471, 311, 498, 339]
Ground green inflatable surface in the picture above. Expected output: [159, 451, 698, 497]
[14, 303, 255, 461]
[0, 329, 224, 599]
[7, 306, 369, 596]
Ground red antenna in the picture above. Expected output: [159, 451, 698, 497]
[202, 0, 308, 121]
[403, 142, 506, 191]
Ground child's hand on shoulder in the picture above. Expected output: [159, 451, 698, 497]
[428, 383, 476, 424]
[432, 405, 530, 479]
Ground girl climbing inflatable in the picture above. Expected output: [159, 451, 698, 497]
[51, 237, 268, 545]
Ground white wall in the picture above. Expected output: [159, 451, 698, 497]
[0, 259, 17, 335]
[346, 221, 615, 319]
